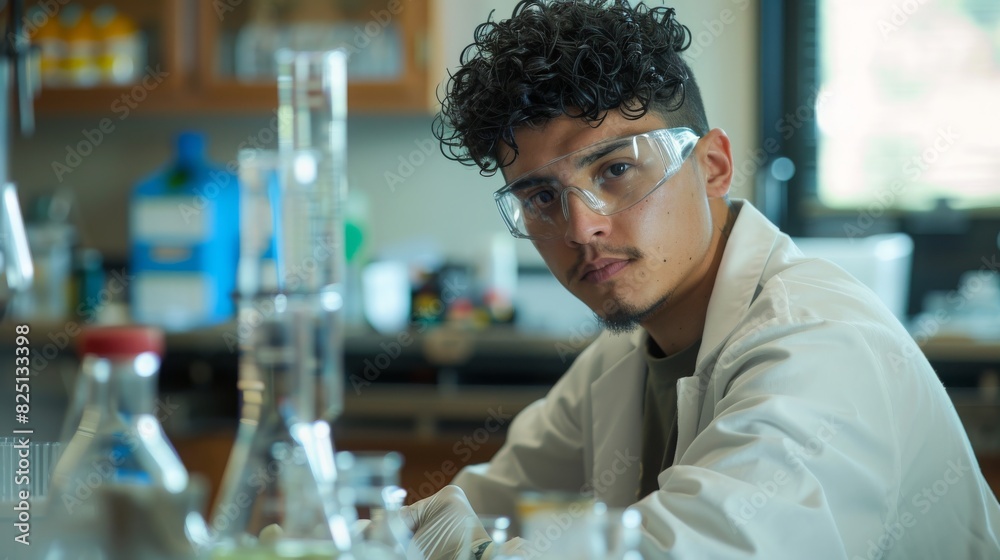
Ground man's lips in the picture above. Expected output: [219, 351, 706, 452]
[580, 258, 631, 283]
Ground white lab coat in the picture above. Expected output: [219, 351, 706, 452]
[454, 200, 1000, 558]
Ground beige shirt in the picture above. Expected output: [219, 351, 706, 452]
[637, 335, 701, 500]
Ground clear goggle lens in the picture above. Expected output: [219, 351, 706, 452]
[494, 127, 700, 239]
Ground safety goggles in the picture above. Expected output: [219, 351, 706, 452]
[494, 127, 700, 240]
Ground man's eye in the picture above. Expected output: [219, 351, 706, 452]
[604, 162, 633, 179]
[527, 188, 557, 207]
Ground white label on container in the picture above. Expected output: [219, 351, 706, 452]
[132, 197, 209, 242]
[133, 274, 210, 329]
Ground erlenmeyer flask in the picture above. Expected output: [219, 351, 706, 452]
[209, 49, 353, 559]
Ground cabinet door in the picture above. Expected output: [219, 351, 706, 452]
[26, 0, 187, 114]
[198, 0, 431, 113]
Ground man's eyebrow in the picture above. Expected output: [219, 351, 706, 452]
[506, 137, 634, 192]
[508, 176, 558, 192]
[576, 138, 633, 168]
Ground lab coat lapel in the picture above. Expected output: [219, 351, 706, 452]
[697, 201, 781, 367]
[676, 201, 782, 458]
[589, 331, 645, 507]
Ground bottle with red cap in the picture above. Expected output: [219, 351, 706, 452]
[37, 325, 209, 559]
[56, 324, 164, 446]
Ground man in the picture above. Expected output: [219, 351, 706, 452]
[399, 1, 1000, 558]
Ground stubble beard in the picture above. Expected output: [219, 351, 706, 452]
[594, 288, 673, 335]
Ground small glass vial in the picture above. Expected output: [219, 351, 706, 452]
[38, 325, 207, 559]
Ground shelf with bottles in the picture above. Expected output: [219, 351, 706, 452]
[197, 0, 433, 113]
[17, 0, 186, 114]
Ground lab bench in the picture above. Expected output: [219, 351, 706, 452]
[3, 321, 1000, 510]
[171, 385, 547, 510]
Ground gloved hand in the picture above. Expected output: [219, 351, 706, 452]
[400, 485, 491, 560]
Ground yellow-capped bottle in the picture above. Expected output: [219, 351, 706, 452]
[93, 4, 144, 85]
[61, 5, 100, 87]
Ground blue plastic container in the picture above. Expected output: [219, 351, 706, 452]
[129, 132, 239, 330]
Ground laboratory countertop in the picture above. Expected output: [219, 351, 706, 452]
[915, 335, 1000, 362]
[1, 320, 999, 456]
[5, 320, 1000, 363]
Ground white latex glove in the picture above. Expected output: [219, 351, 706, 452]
[400, 485, 491, 560]
[258, 523, 284, 546]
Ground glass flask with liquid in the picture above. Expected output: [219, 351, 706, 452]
[209, 49, 354, 560]
[37, 325, 209, 560]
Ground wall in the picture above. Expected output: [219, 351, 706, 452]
[10, 0, 758, 267]
[10, 114, 504, 264]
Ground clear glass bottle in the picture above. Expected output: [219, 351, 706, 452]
[38, 325, 208, 560]
[209, 49, 353, 559]
[336, 451, 415, 559]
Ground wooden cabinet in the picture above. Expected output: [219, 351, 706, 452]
[28, 0, 187, 114]
[25, 0, 437, 115]
[198, 0, 432, 113]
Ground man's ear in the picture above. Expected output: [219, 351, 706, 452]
[695, 128, 733, 198]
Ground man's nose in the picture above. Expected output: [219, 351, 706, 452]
[561, 188, 610, 245]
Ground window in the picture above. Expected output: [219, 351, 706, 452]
[815, 0, 1000, 211]
[762, 0, 1000, 318]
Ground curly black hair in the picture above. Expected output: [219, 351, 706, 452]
[432, 0, 709, 176]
